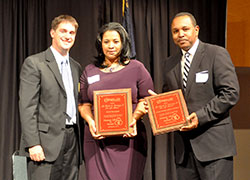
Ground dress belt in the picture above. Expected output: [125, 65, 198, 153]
[65, 124, 77, 128]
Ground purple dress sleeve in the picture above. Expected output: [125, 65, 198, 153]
[79, 67, 89, 104]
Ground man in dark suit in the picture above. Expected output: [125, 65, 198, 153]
[161, 12, 239, 180]
[19, 15, 82, 180]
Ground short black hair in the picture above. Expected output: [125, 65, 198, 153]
[94, 22, 131, 68]
[173, 12, 197, 27]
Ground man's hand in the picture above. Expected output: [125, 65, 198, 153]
[180, 112, 199, 131]
[28, 145, 45, 162]
[144, 89, 158, 112]
[148, 89, 158, 96]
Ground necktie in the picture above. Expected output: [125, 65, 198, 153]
[183, 52, 191, 90]
[61, 59, 76, 124]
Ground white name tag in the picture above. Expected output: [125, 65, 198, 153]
[87, 74, 100, 84]
[196, 70, 208, 83]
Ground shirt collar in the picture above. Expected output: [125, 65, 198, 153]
[50, 46, 69, 63]
[181, 39, 199, 57]
[50, 46, 70, 74]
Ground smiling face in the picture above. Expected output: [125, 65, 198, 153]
[171, 15, 199, 51]
[102, 30, 122, 63]
[50, 21, 76, 56]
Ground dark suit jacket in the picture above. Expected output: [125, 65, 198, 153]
[162, 41, 240, 163]
[19, 48, 83, 163]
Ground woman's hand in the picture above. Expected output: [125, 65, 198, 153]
[122, 98, 148, 138]
[78, 103, 105, 139]
[123, 118, 137, 138]
[88, 119, 105, 140]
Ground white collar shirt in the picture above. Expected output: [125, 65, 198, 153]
[181, 39, 199, 77]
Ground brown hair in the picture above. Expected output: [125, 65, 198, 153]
[51, 15, 79, 32]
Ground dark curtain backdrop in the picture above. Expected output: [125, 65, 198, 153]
[0, 0, 227, 179]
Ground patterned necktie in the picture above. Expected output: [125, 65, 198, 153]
[61, 59, 76, 124]
[183, 52, 191, 90]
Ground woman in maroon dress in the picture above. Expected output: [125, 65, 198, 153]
[78, 22, 154, 180]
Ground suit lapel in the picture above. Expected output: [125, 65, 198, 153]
[69, 58, 79, 97]
[172, 52, 183, 90]
[185, 41, 205, 96]
[45, 48, 66, 93]
[69, 58, 80, 124]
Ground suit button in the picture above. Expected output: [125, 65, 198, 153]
[61, 128, 65, 130]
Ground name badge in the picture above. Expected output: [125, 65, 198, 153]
[88, 74, 100, 84]
[196, 70, 208, 83]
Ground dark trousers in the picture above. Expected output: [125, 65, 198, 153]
[28, 126, 79, 180]
[176, 150, 233, 180]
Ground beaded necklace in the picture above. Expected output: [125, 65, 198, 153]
[104, 62, 121, 72]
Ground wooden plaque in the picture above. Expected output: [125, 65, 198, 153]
[93, 88, 133, 136]
[146, 89, 188, 135]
